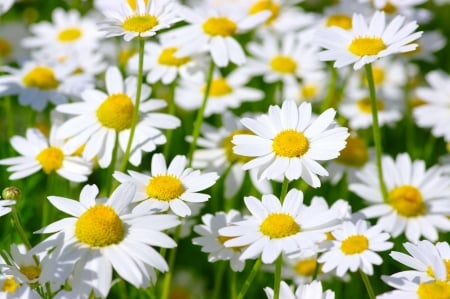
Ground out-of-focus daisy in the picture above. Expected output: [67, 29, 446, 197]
[163, 4, 269, 67]
[193, 210, 246, 272]
[0, 275, 40, 298]
[318, 219, 392, 277]
[402, 31, 446, 62]
[56, 66, 180, 168]
[282, 71, 328, 104]
[220, 189, 339, 264]
[372, 0, 431, 23]
[315, 11, 422, 70]
[0, 21, 28, 63]
[350, 153, 450, 243]
[0, 127, 92, 182]
[99, 0, 180, 41]
[169, 268, 207, 299]
[319, 0, 371, 31]
[413, 70, 450, 142]
[114, 153, 218, 217]
[264, 280, 335, 299]
[175, 69, 264, 116]
[36, 183, 180, 298]
[232, 100, 349, 187]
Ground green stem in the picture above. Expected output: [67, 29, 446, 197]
[364, 64, 388, 202]
[187, 60, 215, 167]
[273, 255, 283, 299]
[119, 37, 145, 173]
[280, 178, 289, 202]
[230, 268, 237, 299]
[321, 63, 338, 112]
[236, 258, 262, 299]
[360, 270, 376, 299]
[163, 78, 178, 160]
[41, 173, 56, 230]
[11, 206, 32, 250]
[106, 133, 119, 196]
[160, 224, 182, 299]
[212, 261, 226, 299]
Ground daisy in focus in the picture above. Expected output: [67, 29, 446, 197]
[315, 11, 423, 70]
[36, 183, 180, 298]
[232, 100, 349, 187]
[350, 153, 450, 243]
[113, 153, 219, 217]
[264, 280, 335, 299]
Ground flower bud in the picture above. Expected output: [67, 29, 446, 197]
[2, 186, 22, 200]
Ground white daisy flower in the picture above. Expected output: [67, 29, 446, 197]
[232, 100, 349, 187]
[264, 280, 335, 299]
[192, 210, 246, 272]
[0, 127, 92, 182]
[99, 0, 180, 42]
[318, 219, 393, 277]
[113, 153, 219, 217]
[0, 21, 28, 63]
[413, 70, 450, 142]
[319, 0, 371, 31]
[402, 31, 446, 62]
[0, 198, 15, 218]
[56, 66, 180, 168]
[372, 0, 432, 23]
[0, 276, 40, 299]
[219, 189, 339, 264]
[35, 183, 180, 298]
[350, 153, 450, 243]
[282, 71, 328, 103]
[315, 11, 422, 70]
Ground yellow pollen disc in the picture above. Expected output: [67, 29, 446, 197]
[22, 66, 59, 90]
[222, 129, 253, 163]
[127, 0, 149, 11]
[248, 0, 280, 24]
[294, 258, 318, 277]
[19, 265, 41, 281]
[36, 147, 64, 174]
[203, 78, 233, 97]
[301, 84, 318, 100]
[336, 135, 369, 167]
[146, 175, 185, 201]
[270, 55, 297, 74]
[202, 17, 237, 37]
[122, 14, 159, 33]
[340, 235, 369, 255]
[96, 93, 134, 132]
[57, 27, 83, 43]
[417, 280, 450, 299]
[0, 38, 12, 58]
[272, 130, 309, 158]
[158, 47, 191, 67]
[75, 205, 125, 247]
[326, 14, 352, 30]
[388, 185, 426, 217]
[382, 2, 397, 14]
[363, 66, 385, 86]
[356, 97, 384, 114]
[2, 277, 19, 293]
[260, 213, 300, 239]
[348, 37, 387, 56]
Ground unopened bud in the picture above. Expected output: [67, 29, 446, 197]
[2, 186, 21, 200]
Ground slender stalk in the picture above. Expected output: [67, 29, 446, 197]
[11, 206, 32, 250]
[321, 63, 338, 112]
[187, 60, 215, 167]
[212, 261, 226, 299]
[119, 37, 145, 172]
[105, 133, 119, 196]
[280, 178, 289, 202]
[236, 258, 262, 299]
[364, 64, 388, 202]
[273, 255, 283, 299]
[163, 78, 178, 160]
[160, 224, 182, 299]
[230, 268, 237, 299]
[360, 270, 376, 299]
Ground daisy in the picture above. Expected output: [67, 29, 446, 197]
[318, 219, 393, 277]
[402, 31, 446, 62]
[113, 153, 219, 217]
[282, 71, 328, 104]
[0, 127, 92, 182]
[319, 0, 371, 31]
[35, 183, 180, 298]
[219, 189, 339, 264]
[372, 0, 432, 23]
[192, 210, 246, 272]
[56, 66, 180, 168]
[350, 153, 450, 243]
[99, 0, 180, 41]
[264, 280, 335, 299]
[0, 21, 28, 63]
[232, 100, 349, 187]
[315, 11, 423, 70]
[0, 276, 40, 299]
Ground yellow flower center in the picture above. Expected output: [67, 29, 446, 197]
[260, 213, 300, 239]
[19, 265, 41, 281]
[158, 47, 191, 67]
[146, 175, 185, 201]
[222, 129, 253, 164]
[270, 55, 297, 74]
[301, 84, 318, 100]
[0, 38, 12, 58]
[417, 280, 450, 299]
[294, 258, 318, 277]
[363, 66, 385, 86]
[388, 185, 426, 217]
[272, 130, 309, 158]
[127, 0, 149, 11]
[326, 14, 352, 30]
[22, 66, 59, 90]
[122, 14, 159, 33]
[336, 135, 369, 167]
[202, 17, 237, 37]
[340, 235, 369, 255]
[204, 78, 233, 97]
[96, 93, 134, 132]
[382, 2, 397, 14]
[36, 147, 64, 174]
[348, 37, 387, 56]
[57, 27, 82, 43]
[75, 205, 125, 247]
[356, 97, 384, 114]
[248, 0, 280, 24]
[1, 277, 19, 293]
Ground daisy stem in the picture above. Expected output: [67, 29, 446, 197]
[280, 178, 289, 202]
[364, 63, 388, 202]
[212, 261, 226, 299]
[187, 60, 215, 167]
[273, 255, 283, 299]
[160, 224, 182, 299]
[163, 78, 178, 160]
[321, 63, 338, 112]
[359, 270, 376, 299]
[236, 258, 262, 299]
[119, 37, 145, 173]
[11, 206, 32, 250]
[106, 134, 119, 196]
[230, 268, 237, 299]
